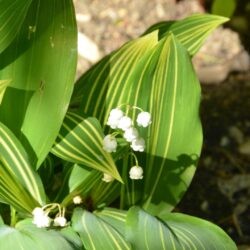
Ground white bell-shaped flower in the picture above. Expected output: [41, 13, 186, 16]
[103, 135, 117, 153]
[32, 207, 51, 228]
[131, 137, 145, 152]
[32, 207, 44, 217]
[117, 116, 132, 131]
[137, 111, 151, 127]
[54, 216, 67, 227]
[123, 127, 139, 142]
[102, 173, 114, 183]
[107, 108, 124, 129]
[129, 166, 143, 180]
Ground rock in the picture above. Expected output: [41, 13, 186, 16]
[77, 32, 101, 63]
[229, 126, 244, 144]
[193, 27, 250, 84]
[239, 140, 250, 155]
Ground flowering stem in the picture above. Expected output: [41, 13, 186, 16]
[120, 153, 130, 209]
[130, 152, 139, 166]
[10, 206, 16, 227]
[131, 180, 135, 205]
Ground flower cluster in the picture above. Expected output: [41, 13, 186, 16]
[103, 107, 151, 153]
[102, 106, 151, 181]
[32, 203, 67, 228]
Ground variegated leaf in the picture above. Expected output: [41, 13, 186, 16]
[0, 0, 77, 168]
[51, 112, 122, 182]
[0, 79, 11, 104]
[144, 14, 228, 55]
[0, 0, 32, 53]
[0, 122, 45, 212]
[126, 207, 237, 250]
[72, 208, 131, 250]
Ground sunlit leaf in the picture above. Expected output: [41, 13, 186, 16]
[96, 208, 127, 236]
[0, 122, 45, 212]
[61, 165, 100, 207]
[126, 207, 237, 250]
[0, 219, 82, 250]
[70, 14, 227, 213]
[0, 0, 77, 168]
[51, 112, 122, 182]
[72, 208, 131, 250]
[144, 14, 229, 55]
[0, 79, 11, 104]
[0, 0, 32, 53]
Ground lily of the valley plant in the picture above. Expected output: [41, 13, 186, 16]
[0, 0, 237, 249]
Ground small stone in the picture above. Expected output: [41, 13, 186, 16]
[238, 140, 250, 155]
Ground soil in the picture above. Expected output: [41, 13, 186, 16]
[177, 72, 250, 245]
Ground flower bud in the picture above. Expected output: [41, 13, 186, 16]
[102, 173, 114, 183]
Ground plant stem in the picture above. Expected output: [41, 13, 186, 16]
[131, 180, 135, 205]
[120, 154, 129, 209]
[10, 206, 16, 227]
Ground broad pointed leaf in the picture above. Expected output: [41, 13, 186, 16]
[0, 122, 45, 212]
[0, 161, 40, 213]
[0, 79, 10, 104]
[72, 208, 131, 250]
[126, 207, 237, 250]
[144, 14, 229, 55]
[71, 31, 158, 117]
[51, 112, 122, 182]
[96, 208, 127, 236]
[61, 165, 101, 207]
[0, 0, 32, 53]
[72, 14, 227, 109]
[135, 34, 202, 213]
[0, 219, 82, 250]
[0, 0, 77, 168]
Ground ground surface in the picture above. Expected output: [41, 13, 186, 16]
[74, 0, 250, 246]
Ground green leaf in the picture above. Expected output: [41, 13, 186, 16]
[76, 32, 202, 213]
[0, 0, 32, 53]
[0, 79, 11, 104]
[0, 161, 40, 213]
[51, 112, 122, 182]
[96, 208, 127, 236]
[0, 219, 82, 250]
[0, 214, 4, 225]
[0, 122, 45, 212]
[0, 0, 77, 168]
[126, 207, 237, 250]
[90, 180, 120, 208]
[71, 14, 227, 213]
[144, 14, 229, 55]
[138, 34, 202, 213]
[72, 208, 131, 250]
[61, 166, 101, 207]
[71, 31, 158, 118]
[212, 0, 236, 18]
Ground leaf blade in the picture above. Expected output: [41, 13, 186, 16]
[51, 112, 122, 182]
[72, 208, 131, 250]
[0, 0, 77, 168]
[0, 122, 46, 211]
[126, 207, 237, 250]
